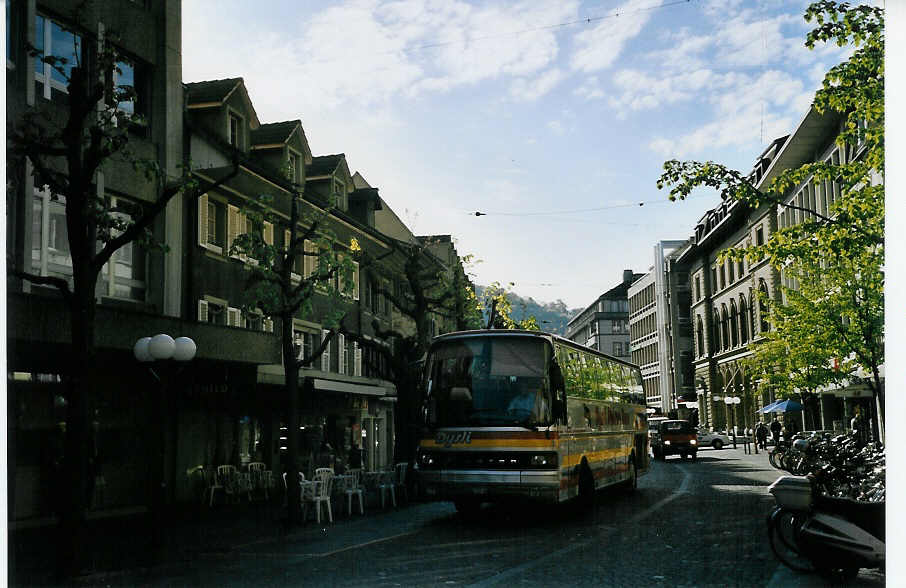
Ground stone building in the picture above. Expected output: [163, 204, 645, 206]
[628, 241, 694, 417]
[6, 0, 467, 524]
[565, 270, 642, 361]
[676, 106, 880, 433]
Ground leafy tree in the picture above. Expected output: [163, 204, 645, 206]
[480, 281, 542, 330]
[7, 20, 239, 577]
[230, 190, 359, 524]
[354, 237, 471, 464]
[656, 1, 884, 438]
[450, 253, 484, 331]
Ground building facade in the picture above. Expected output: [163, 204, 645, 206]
[628, 241, 694, 417]
[565, 270, 641, 361]
[676, 106, 880, 434]
[6, 1, 468, 523]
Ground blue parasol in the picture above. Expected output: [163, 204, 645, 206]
[757, 400, 780, 414]
[765, 399, 803, 413]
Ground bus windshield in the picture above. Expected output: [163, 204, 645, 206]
[425, 336, 552, 428]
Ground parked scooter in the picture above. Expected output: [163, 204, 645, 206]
[767, 473, 885, 580]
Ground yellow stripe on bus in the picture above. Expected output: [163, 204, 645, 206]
[420, 439, 558, 449]
[561, 447, 630, 468]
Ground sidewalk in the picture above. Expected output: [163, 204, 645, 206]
[10, 491, 439, 586]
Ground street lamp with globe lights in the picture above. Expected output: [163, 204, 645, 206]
[134, 334, 196, 560]
[724, 396, 741, 448]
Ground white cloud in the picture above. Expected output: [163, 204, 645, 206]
[573, 76, 605, 100]
[645, 69, 810, 158]
[183, 0, 578, 118]
[608, 68, 717, 112]
[509, 68, 566, 101]
[569, 0, 655, 73]
[547, 120, 565, 135]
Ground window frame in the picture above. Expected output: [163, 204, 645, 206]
[228, 110, 243, 150]
[34, 14, 83, 101]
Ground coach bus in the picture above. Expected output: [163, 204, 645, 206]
[415, 330, 649, 514]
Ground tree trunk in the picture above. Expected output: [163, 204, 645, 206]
[56, 287, 97, 579]
[283, 329, 303, 524]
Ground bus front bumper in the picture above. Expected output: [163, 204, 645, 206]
[417, 469, 561, 504]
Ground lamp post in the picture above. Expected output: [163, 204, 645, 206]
[134, 334, 196, 560]
[724, 396, 741, 448]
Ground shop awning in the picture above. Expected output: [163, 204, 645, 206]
[313, 378, 388, 396]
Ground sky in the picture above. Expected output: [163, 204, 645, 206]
[181, 0, 856, 310]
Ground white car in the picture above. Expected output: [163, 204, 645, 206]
[697, 429, 732, 449]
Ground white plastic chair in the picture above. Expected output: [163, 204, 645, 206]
[305, 468, 334, 524]
[216, 465, 240, 503]
[378, 469, 397, 508]
[248, 462, 267, 500]
[343, 468, 365, 515]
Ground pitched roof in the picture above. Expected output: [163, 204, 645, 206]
[307, 154, 345, 178]
[185, 78, 242, 105]
[251, 121, 301, 146]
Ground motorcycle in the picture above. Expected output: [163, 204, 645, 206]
[767, 474, 885, 580]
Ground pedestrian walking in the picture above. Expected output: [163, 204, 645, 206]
[755, 421, 768, 450]
[770, 417, 782, 446]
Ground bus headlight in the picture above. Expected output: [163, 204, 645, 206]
[418, 452, 435, 466]
[529, 453, 558, 467]
[690, 439, 697, 445]
[664, 440, 671, 446]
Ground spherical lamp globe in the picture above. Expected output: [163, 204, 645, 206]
[173, 337, 197, 362]
[149, 333, 176, 360]
[134, 337, 153, 362]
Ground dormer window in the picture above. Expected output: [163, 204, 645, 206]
[229, 112, 242, 149]
[332, 178, 347, 210]
[287, 150, 302, 185]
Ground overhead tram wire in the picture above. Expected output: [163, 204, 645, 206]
[304, 0, 697, 66]
[410, 0, 696, 54]
[469, 193, 712, 218]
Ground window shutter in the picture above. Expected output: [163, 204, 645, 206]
[227, 306, 241, 327]
[264, 221, 274, 246]
[239, 212, 248, 262]
[352, 261, 360, 301]
[263, 317, 274, 333]
[354, 342, 362, 376]
[227, 204, 240, 258]
[198, 299, 208, 323]
[198, 194, 209, 246]
[337, 334, 346, 374]
[304, 239, 316, 278]
[321, 330, 330, 371]
[295, 332, 305, 361]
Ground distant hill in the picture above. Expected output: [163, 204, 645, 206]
[474, 285, 581, 336]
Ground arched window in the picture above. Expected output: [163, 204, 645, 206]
[749, 291, 757, 338]
[758, 280, 770, 333]
[696, 315, 704, 357]
[712, 310, 721, 353]
[730, 299, 739, 347]
[739, 295, 749, 343]
[720, 305, 729, 351]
